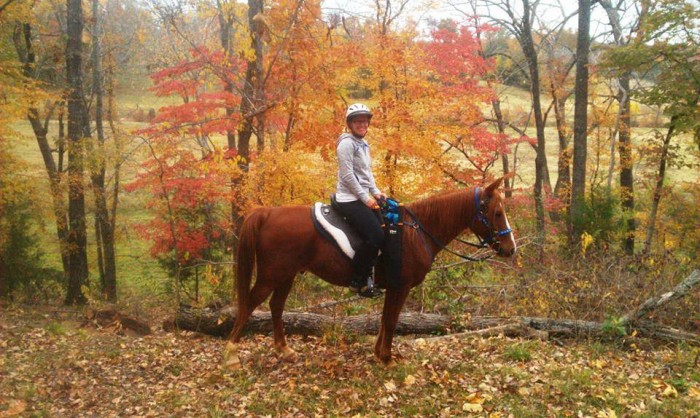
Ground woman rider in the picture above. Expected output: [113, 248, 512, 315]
[335, 103, 386, 298]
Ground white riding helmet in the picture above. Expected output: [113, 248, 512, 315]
[345, 103, 373, 123]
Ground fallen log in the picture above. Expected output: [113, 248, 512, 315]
[632, 320, 700, 343]
[622, 270, 700, 323]
[524, 316, 700, 343]
[169, 270, 699, 343]
[420, 316, 700, 344]
[172, 305, 700, 344]
[171, 304, 451, 337]
[420, 322, 549, 343]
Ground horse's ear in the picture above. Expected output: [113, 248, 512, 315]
[485, 173, 514, 196]
[485, 177, 504, 196]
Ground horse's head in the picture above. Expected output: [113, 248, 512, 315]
[471, 177, 516, 257]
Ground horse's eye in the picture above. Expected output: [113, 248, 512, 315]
[495, 212, 503, 218]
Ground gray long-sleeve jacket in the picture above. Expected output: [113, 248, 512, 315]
[335, 133, 382, 203]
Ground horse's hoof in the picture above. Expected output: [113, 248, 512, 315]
[222, 342, 242, 371]
[374, 353, 395, 367]
[277, 346, 298, 363]
[222, 355, 242, 371]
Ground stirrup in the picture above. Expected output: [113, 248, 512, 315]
[358, 284, 384, 298]
[350, 277, 384, 298]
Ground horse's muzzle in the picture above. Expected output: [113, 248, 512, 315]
[496, 245, 515, 257]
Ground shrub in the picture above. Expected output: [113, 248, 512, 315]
[570, 186, 625, 247]
[0, 171, 61, 300]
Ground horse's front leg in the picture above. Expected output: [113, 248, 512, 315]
[269, 276, 297, 362]
[375, 286, 411, 366]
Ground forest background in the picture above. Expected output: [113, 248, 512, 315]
[0, 0, 699, 415]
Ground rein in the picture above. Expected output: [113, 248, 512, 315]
[401, 187, 508, 263]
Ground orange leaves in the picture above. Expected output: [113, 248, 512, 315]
[132, 7, 522, 265]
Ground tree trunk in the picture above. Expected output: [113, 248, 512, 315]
[217, 0, 244, 261]
[65, 0, 90, 305]
[0, 253, 5, 297]
[473, 17, 512, 198]
[90, 0, 117, 302]
[105, 50, 121, 238]
[91, 0, 105, 287]
[492, 99, 512, 198]
[479, 0, 554, 247]
[551, 83, 572, 225]
[618, 73, 635, 254]
[570, 0, 591, 243]
[216, 0, 237, 153]
[643, 119, 676, 254]
[599, 0, 636, 255]
[519, 0, 549, 251]
[237, 0, 265, 164]
[252, 0, 265, 152]
[13, 22, 71, 280]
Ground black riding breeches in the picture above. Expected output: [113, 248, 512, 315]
[335, 199, 384, 278]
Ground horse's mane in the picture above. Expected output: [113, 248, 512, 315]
[405, 189, 472, 239]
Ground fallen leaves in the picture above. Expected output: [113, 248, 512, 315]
[656, 381, 679, 398]
[0, 399, 26, 417]
[596, 408, 618, 418]
[462, 393, 485, 413]
[1, 307, 699, 416]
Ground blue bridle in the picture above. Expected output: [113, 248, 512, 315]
[472, 187, 513, 247]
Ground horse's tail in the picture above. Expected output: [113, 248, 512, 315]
[235, 208, 267, 316]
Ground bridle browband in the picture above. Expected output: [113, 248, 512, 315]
[402, 187, 512, 262]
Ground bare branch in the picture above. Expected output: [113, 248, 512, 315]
[0, 0, 17, 16]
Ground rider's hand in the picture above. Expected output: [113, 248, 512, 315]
[365, 197, 379, 209]
[374, 192, 387, 202]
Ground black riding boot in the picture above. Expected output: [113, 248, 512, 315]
[349, 273, 383, 298]
[349, 243, 383, 298]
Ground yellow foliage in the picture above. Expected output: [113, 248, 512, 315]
[581, 231, 594, 257]
[242, 145, 335, 209]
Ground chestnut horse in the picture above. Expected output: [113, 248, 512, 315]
[223, 177, 516, 369]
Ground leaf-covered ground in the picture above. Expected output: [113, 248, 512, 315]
[1, 307, 699, 417]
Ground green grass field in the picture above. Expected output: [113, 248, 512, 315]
[8, 116, 172, 306]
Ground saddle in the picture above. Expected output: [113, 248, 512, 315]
[311, 197, 363, 259]
[311, 195, 404, 288]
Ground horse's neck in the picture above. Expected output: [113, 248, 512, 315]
[407, 189, 475, 248]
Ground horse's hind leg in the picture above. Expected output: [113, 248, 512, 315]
[223, 282, 276, 370]
[269, 276, 297, 362]
[230, 281, 275, 342]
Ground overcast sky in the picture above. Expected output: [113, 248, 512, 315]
[320, 0, 638, 42]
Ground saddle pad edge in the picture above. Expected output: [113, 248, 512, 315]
[313, 202, 355, 259]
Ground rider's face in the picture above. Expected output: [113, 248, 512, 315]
[349, 116, 370, 138]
